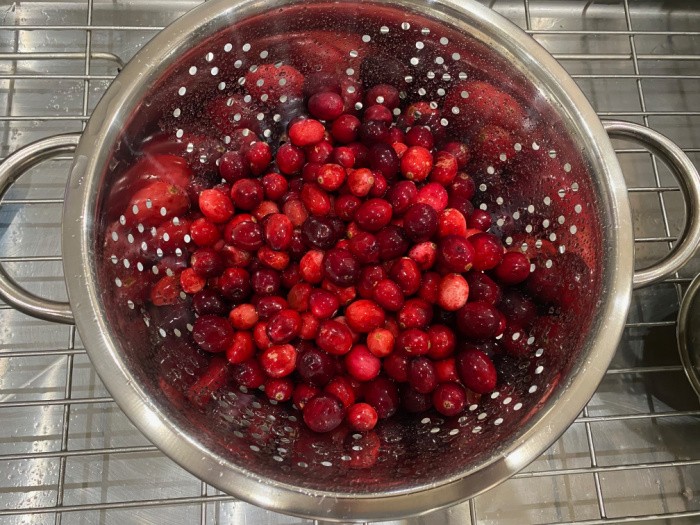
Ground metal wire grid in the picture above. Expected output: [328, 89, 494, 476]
[0, 0, 698, 524]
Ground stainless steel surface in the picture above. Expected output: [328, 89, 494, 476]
[601, 120, 700, 288]
[0, 134, 79, 323]
[0, 1, 698, 524]
[678, 273, 700, 399]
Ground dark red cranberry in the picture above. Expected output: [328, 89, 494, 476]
[383, 352, 409, 382]
[297, 344, 338, 386]
[303, 394, 344, 433]
[219, 150, 249, 182]
[405, 126, 434, 150]
[386, 180, 418, 215]
[403, 203, 438, 242]
[408, 357, 437, 394]
[308, 91, 344, 121]
[450, 173, 476, 200]
[230, 179, 264, 211]
[288, 229, 306, 260]
[363, 377, 400, 419]
[442, 142, 471, 168]
[261, 173, 288, 201]
[397, 328, 431, 356]
[192, 315, 233, 353]
[456, 301, 502, 340]
[426, 324, 456, 359]
[367, 143, 399, 180]
[448, 195, 475, 219]
[363, 104, 394, 123]
[192, 289, 228, 317]
[432, 383, 467, 416]
[401, 387, 432, 413]
[438, 235, 475, 272]
[331, 114, 361, 143]
[499, 290, 537, 327]
[216, 267, 252, 302]
[255, 295, 288, 320]
[276, 143, 305, 175]
[469, 209, 492, 231]
[360, 120, 390, 145]
[365, 84, 400, 109]
[456, 348, 497, 394]
[376, 225, 409, 261]
[251, 268, 281, 296]
[357, 265, 388, 299]
[301, 216, 340, 250]
[466, 272, 502, 305]
[232, 358, 265, 389]
[323, 248, 360, 286]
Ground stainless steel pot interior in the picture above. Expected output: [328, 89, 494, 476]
[60, 0, 633, 520]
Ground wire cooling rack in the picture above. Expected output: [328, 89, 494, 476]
[0, 1, 698, 524]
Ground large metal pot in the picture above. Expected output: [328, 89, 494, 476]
[1, 0, 699, 521]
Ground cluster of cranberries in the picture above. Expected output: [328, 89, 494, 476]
[123, 69, 557, 435]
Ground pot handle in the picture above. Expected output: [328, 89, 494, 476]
[602, 120, 700, 289]
[0, 134, 81, 324]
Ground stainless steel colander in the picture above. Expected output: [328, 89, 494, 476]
[1, 0, 699, 521]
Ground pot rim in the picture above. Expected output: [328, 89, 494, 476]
[62, 0, 633, 520]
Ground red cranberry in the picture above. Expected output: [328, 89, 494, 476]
[219, 150, 249, 182]
[229, 303, 258, 330]
[466, 272, 502, 305]
[345, 344, 381, 382]
[261, 173, 288, 201]
[494, 251, 530, 285]
[367, 327, 395, 358]
[376, 225, 410, 261]
[189, 217, 220, 247]
[418, 271, 440, 304]
[429, 151, 459, 186]
[331, 114, 361, 143]
[446, 196, 474, 222]
[432, 383, 467, 416]
[299, 312, 320, 339]
[403, 203, 438, 242]
[469, 209, 492, 231]
[324, 375, 357, 408]
[405, 127, 434, 150]
[180, 268, 206, 295]
[427, 324, 456, 359]
[470, 233, 504, 272]
[437, 273, 470, 312]
[226, 331, 255, 364]
[323, 248, 360, 286]
[386, 180, 418, 215]
[345, 299, 385, 333]
[438, 235, 475, 272]
[363, 104, 394, 123]
[389, 257, 422, 296]
[416, 182, 449, 213]
[297, 344, 337, 386]
[456, 302, 502, 340]
[357, 264, 387, 298]
[442, 142, 471, 168]
[408, 357, 437, 394]
[408, 241, 437, 271]
[382, 352, 408, 382]
[260, 343, 297, 378]
[316, 319, 353, 355]
[354, 198, 393, 232]
[300, 183, 331, 216]
[397, 328, 431, 356]
[293, 383, 321, 409]
[363, 377, 400, 419]
[400, 146, 433, 182]
[288, 118, 325, 147]
[192, 289, 228, 316]
[303, 394, 344, 433]
[190, 248, 224, 278]
[199, 189, 234, 223]
[227, 220, 264, 251]
[263, 213, 293, 251]
[232, 358, 265, 389]
[193, 315, 233, 353]
[301, 216, 339, 250]
[216, 267, 252, 302]
[333, 146, 356, 169]
[230, 179, 264, 211]
[373, 279, 404, 312]
[255, 295, 288, 320]
[456, 348, 497, 394]
[398, 298, 433, 329]
[265, 377, 294, 402]
[245, 141, 272, 175]
[334, 194, 361, 221]
[308, 289, 340, 319]
[276, 143, 305, 174]
[251, 268, 281, 296]
[346, 402, 378, 431]
[308, 92, 344, 121]
[317, 163, 346, 191]
[266, 309, 302, 343]
[348, 231, 380, 265]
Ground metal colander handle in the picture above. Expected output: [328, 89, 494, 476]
[0, 134, 80, 324]
[603, 120, 700, 289]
